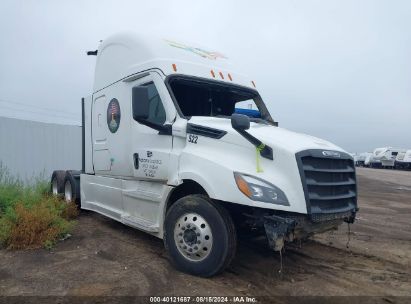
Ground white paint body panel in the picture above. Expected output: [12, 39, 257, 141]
[93, 32, 253, 93]
[178, 117, 344, 214]
[81, 174, 172, 237]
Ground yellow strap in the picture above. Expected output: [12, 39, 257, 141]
[256, 144, 265, 173]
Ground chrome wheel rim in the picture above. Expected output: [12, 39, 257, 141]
[64, 181, 72, 202]
[174, 213, 213, 262]
[52, 178, 58, 195]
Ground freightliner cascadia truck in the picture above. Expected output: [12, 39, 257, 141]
[51, 32, 358, 277]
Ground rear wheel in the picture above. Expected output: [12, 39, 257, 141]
[64, 172, 80, 205]
[64, 179, 73, 202]
[164, 195, 236, 277]
[50, 170, 66, 195]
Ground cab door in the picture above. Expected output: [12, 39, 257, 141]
[128, 72, 174, 181]
[121, 72, 176, 228]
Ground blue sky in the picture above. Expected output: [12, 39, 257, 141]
[0, 0, 410, 152]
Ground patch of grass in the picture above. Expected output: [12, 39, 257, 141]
[0, 163, 78, 250]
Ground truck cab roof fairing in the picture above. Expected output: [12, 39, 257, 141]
[93, 32, 253, 93]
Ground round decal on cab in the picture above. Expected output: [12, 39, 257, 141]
[107, 98, 121, 133]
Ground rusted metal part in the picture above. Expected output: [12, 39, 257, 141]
[263, 215, 296, 251]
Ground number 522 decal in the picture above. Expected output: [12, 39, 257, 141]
[188, 134, 198, 144]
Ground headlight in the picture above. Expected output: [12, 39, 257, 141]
[234, 172, 289, 205]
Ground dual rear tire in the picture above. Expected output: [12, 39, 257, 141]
[50, 170, 80, 204]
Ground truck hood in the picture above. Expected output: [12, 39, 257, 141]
[188, 117, 345, 154]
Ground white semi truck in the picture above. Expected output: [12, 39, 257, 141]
[51, 33, 358, 277]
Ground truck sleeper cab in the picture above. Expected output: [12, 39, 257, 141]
[52, 33, 357, 277]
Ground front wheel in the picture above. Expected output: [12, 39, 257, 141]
[164, 195, 236, 277]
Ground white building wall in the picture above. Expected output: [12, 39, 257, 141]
[0, 116, 81, 181]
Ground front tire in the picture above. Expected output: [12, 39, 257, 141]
[164, 195, 236, 277]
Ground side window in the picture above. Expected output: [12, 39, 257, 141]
[143, 82, 166, 125]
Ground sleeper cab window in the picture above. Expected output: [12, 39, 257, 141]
[133, 82, 166, 126]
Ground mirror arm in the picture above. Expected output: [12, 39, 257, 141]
[235, 129, 273, 160]
[136, 118, 172, 136]
[158, 124, 172, 135]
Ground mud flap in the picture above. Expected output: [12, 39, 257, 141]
[264, 215, 296, 251]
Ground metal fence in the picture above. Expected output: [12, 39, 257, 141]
[0, 116, 81, 181]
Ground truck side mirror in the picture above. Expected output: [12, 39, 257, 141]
[132, 86, 150, 121]
[231, 114, 250, 130]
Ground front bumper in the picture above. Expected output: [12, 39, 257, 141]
[263, 210, 356, 251]
[256, 149, 359, 252]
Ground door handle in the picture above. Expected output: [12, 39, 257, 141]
[133, 153, 139, 169]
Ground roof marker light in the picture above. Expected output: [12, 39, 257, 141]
[219, 72, 224, 79]
[210, 70, 215, 78]
[251, 80, 256, 88]
[172, 64, 177, 72]
[228, 73, 233, 81]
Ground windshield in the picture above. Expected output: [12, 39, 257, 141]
[168, 76, 275, 124]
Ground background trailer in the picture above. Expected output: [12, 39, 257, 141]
[0, 115, 81, 181]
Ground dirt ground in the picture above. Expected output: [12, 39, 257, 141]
[0, 168, 410, 298]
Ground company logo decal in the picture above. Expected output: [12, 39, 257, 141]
[322, 150, 341, 158]
[165, 39, 227, 60]
[107, 98, 121, 133]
